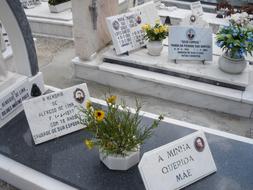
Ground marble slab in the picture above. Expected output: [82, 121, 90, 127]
[0, 103, 253, 190]
[158, 8, 229, 27]
[103, 46, 250, 90]
[24, 2, 72, 21]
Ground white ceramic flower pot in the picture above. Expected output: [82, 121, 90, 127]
[218, 53, 247, 74]
[146, 41, 163, 56]
[49, 1, 71, 13]
[99, 149, 140, 170]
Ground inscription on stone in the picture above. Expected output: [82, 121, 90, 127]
[168, 26, 212, 61]
[23, 84, 90, 144]
[138, 131, 217, 190]
[106, 11, 145, 55]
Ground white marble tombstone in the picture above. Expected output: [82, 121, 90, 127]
[0, 0, 44, 128]
[180, 14, 209, 28]
[72, 0, 118, 60]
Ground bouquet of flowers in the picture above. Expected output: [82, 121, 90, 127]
[216, 23, 253, 59]
[79, 95, 163, 157]
[142, 21, 168, 41]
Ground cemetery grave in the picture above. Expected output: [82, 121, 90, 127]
[1, 0, 253, 190]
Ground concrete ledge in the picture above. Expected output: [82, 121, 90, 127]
[73, 57, 253, 118]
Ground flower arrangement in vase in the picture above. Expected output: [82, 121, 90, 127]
[142, 20, 168, 56]
[216, 17, 253, 74]
[79, 95, 163, 170]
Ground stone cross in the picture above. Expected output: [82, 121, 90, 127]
[72, 0, 118, 60]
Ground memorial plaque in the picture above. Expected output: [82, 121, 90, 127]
[191, 1, 203, 17]
[130, 1, 159, 26]
[168, 26, 212, 61]
[106, 11, 145, 55]
[138, 131, 217, 190]
[0, 78, 29, 121]
[23, 84, 90, 145]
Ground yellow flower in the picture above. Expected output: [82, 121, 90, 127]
[159, 26, 164, 33]
[142, 24, 151, 31]
[106, 95, 117, 104]
[86, 100, 92, 109]
[154, 28, 160, 34]
[95, 110, 105, 121]
[163, 25, 169, 32]
[84, 139, 94, 150]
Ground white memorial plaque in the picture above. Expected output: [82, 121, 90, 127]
[0, 79, 29, 121]
[130, 1, 159, 26]
[191, 1, 203, 16]
[138, 131, 217, 190]
[106, 11, 145, 55]
[23, 83, 90, 145]
[168, 26, 212, 61]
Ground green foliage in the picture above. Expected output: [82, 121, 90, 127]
[79, 95, 164, 157]
[142, 22, 169, 42]
[216, 23, 253, 59]
[48, 0, 70, 6]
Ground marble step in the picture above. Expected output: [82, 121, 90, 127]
[73, 57, 253, 118]
[24, 2, 73, 39]
[103, 47, 251, 91]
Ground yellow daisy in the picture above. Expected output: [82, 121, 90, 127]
[154, 28, 160, 34]
[106, 95, 117, 104]
[95, 110, 105, 121]
[84, 139, 94, 150]
[86, 100, 92, 109]
[159, 27, 164, 33]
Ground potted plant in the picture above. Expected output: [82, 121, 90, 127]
[48, 0, 71, 13]
[79, 95, 163, 170]
[142, 21, 168, 56]
[216, 16, 253, 74]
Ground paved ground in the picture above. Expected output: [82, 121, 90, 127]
[1, 37, 252, 190]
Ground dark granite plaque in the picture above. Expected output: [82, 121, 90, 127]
[0, 104, 252, 190]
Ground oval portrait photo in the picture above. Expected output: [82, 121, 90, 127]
[73, 88, 85, 104]
[194, 137, 205, 152]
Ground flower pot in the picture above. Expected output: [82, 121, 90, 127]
[218, 53, 247, 74]
[99, 149, 140, 170]
[49, 1, 71, 13]
[146, 41, 163, 56]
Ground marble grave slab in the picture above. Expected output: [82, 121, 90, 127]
[103, 45, 250, 91]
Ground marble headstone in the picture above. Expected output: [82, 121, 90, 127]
[72, 0, 118, 60]
[106, 11, 145, 55]
[190, 1, 203, 17]
[130, 1, 159, 26]
[180, 14, 209, 28]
